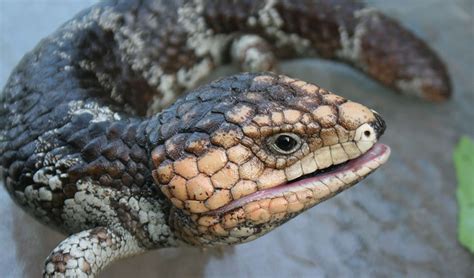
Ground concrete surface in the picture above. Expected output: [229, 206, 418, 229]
[1, 0, 473, 277]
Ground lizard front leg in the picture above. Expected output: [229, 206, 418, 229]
[43, 226, 144, 277]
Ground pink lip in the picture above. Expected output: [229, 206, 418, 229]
[207, 143, 391, 215]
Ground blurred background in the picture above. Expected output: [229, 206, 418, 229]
[1, 0, 473, 277]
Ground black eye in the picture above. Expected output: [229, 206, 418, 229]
[269, 133, 302, 154]
[275, 135, 297, 151]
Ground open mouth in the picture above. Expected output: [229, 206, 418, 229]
[207, 143, 391, 216]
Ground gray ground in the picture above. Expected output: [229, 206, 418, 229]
[1, 0, 473, 277]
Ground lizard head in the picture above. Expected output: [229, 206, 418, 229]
[150, 73, 390, 246]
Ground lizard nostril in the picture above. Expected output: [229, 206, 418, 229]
[371, 112, 386, 139]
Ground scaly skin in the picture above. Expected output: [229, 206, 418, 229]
[0, 0, 449, 276]
[150, 73, 389, 246]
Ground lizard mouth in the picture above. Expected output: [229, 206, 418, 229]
[207, 143, 391, 216]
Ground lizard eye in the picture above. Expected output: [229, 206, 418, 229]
[268, 133, 302, 155]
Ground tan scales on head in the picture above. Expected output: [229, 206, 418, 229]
[150, 73, 389, 246]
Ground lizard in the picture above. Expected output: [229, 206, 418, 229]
[0, 0, 450, 276]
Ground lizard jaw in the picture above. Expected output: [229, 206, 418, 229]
[206, 143, 391, 216]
